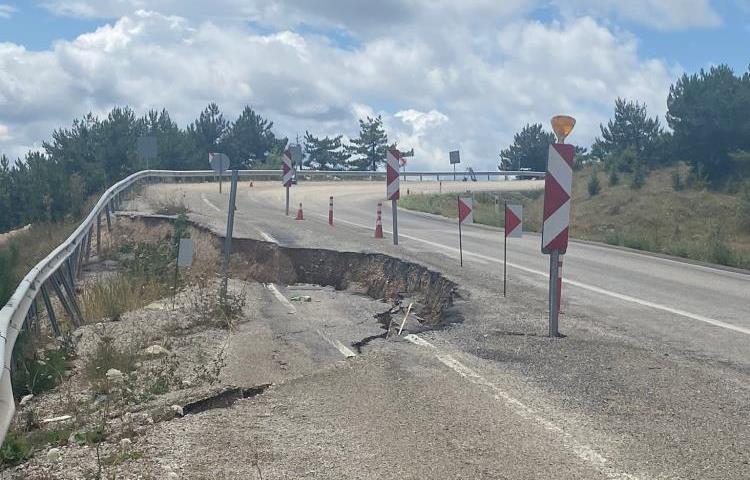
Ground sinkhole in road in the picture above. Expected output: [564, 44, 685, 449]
[226, 232, 460, 325]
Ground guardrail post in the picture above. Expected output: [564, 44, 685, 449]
[40, 284, 61, 337]
[59, 267, 83, 326]
[105, 203, 112, 230]
[49, 273, 81, 327]
[96, 213, 102, 255]
[85, 227, 92, 264]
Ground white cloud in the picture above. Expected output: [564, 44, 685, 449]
[556, 0, 721, 29]
[0, 8, 679, 170]
[0, 4, 15, 18]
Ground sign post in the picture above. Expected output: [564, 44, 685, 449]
[457, 196, 473, 267]
[386, 148, 401, 245]
[504, 203, 523, 296]
[282, 148, 295, 215]
[541, 116, 576, 337]
[449, 150, 460, 181]
[209, 152, 230, 193]
[221, 170, 239, 300]
[173, 238, 194, 309]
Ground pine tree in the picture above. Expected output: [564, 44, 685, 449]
[303, 131, 350, 170]
[346, 115, 388, 171]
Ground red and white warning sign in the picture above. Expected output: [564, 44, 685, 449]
[541, 144, 575, 254]
[282, 148, 294, 188]
[386, 148, 401, 200]
[458, 196, 473, 224]
[505, 204, 523, 238]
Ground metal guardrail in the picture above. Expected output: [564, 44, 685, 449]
[0, 167, 544, 443]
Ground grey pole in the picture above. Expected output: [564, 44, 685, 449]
[392, 198, 399, 245]
[221, 170, 239, 299]
[285, 187, 290, 216]
[549, 249, 560, 337]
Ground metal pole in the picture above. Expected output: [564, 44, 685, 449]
[549, 249, 560, 337]
[391, 198, 399, 245]
[285, 187, 290, 216]
[503, 202, 507, 297]
[329, 196, 334, 226]
[453, 164, 456, 181]
[221, 170, 239, 299]
[459, 218, 463, 267]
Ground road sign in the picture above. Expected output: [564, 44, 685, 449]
[386, 148, 401, 245]
[505, 204, 523, 238]
[137, 136, 157, 168]
[457, 195, 473, 267]
[449, 150, 461, 164]
[541, 144, 574, 254]
[282, 148, 294, 187]
[458, 196, 473, 224]
[209, 152, 230, 174]
[386, 148, 401, 200]
[177, 238, 194, 267]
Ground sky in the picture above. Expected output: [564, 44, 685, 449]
[0, 1, 748, 171]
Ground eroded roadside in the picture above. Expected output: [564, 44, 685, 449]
[2, 215, 467, 479]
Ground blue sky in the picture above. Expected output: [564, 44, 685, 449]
[0, 1, 748, 169]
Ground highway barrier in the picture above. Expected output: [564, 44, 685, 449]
[0, 167, 544, 444]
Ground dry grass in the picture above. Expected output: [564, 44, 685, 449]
[400, 165, 750, 269]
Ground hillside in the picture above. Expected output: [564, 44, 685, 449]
[399, 165, 750, 269]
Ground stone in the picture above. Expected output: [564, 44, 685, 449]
[19, 394, 33, 406]
[47, 448, 61, 462]
[170, 405, 184, 417]
[144, 345, 169, 356]
[105, 368, 124, 384]
[120, 438, 132, 451]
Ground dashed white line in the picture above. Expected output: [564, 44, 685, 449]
[264, 283, 296, 314]
[264, 283, 356, 358]
[404, 334, 643, 480]
[319, 214, 750, 336]
[201, 194, 221, 212]
[257, 229, 278, 243]
[317, 330, 357, 358]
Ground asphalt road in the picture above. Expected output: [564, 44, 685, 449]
[135, 180, 750, 479]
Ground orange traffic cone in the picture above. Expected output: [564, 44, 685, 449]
[295, 202, 304, 220]
[374, 202, 383, 238]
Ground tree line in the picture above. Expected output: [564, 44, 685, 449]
[500, 63, 750, 188]
[0, 104, 396, 232]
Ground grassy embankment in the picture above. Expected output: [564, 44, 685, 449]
[399, 165, 750, 269]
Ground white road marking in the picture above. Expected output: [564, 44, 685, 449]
[317, 330, 357, 358]
[404, 334, 643, 480]
[265, 283, 356, 358]
[318, 214, 750, 336]
[264, 283, 296, 314]
[201, 194, 221, 212]
[258, 229, 278, 243]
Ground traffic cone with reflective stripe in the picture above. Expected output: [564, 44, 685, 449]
[374, 202, 384, 238]
[296, 202, 304, 220]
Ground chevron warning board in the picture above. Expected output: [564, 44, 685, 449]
[505, 204, 523, 238]
[458, 196, 473, 224]
[386, 148, 401, 200]
[541, 144, 575, 254]
[282, 148, 294, 187]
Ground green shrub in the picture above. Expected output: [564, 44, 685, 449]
[587, 171, 601, 197]
[0, 431, 31, 467]
[704, 226, 736, 266]
[10, 332, 71, 399]
[608, 169, 619, 186]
